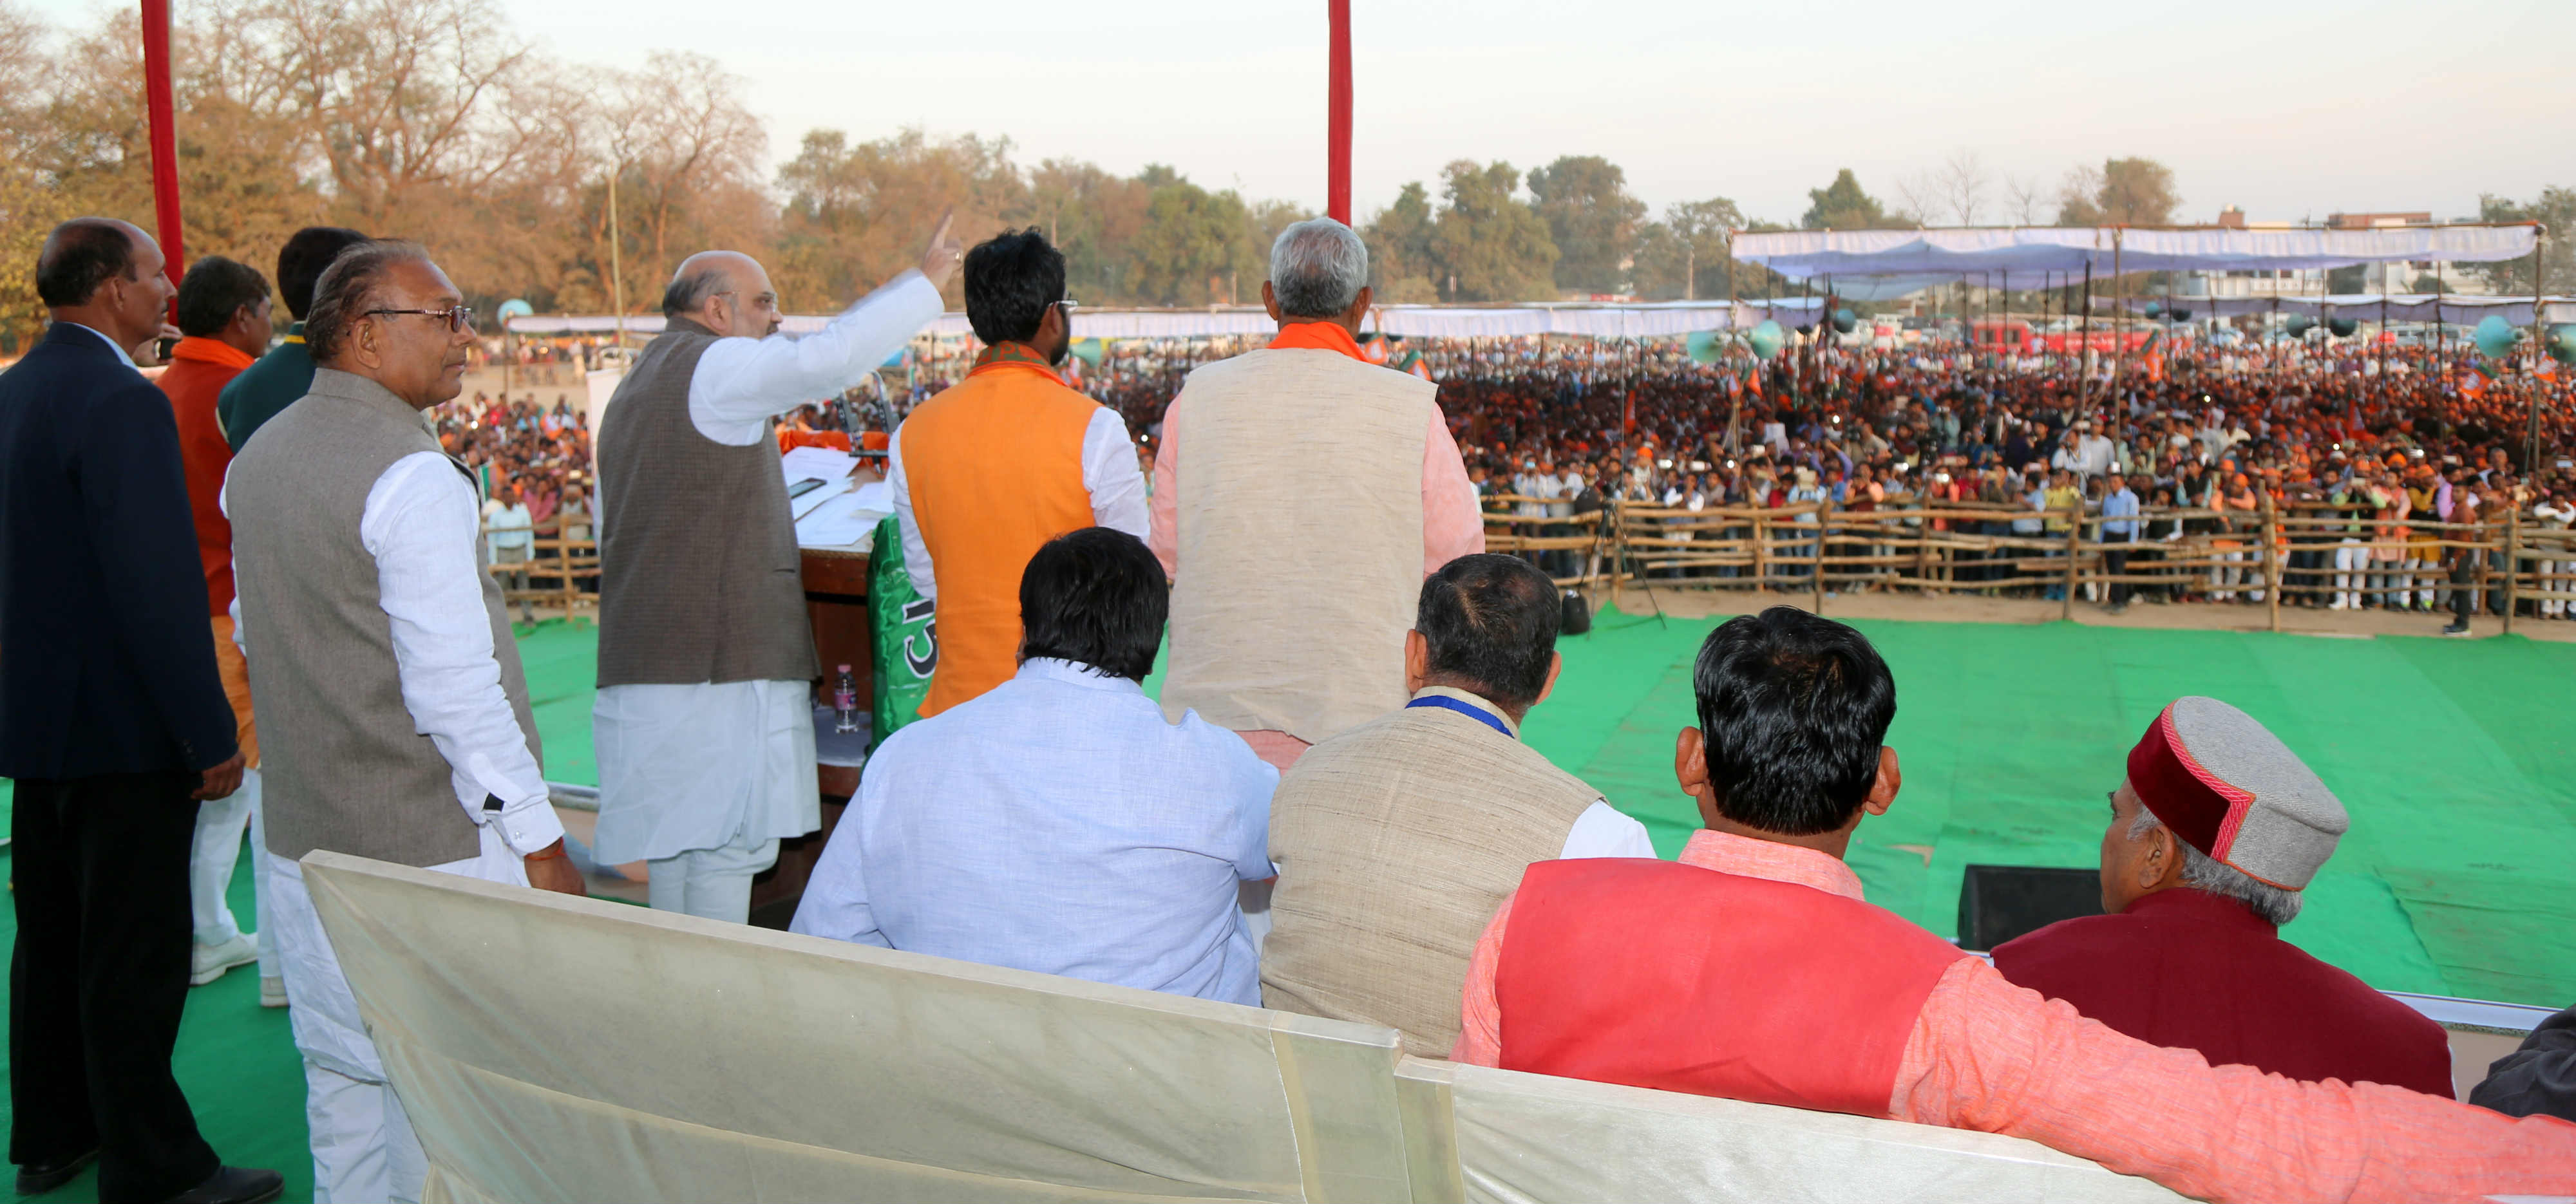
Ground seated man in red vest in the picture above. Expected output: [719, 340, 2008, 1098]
[1992, 697, 2452, 1097]
[1451, 607, 2575, 1202]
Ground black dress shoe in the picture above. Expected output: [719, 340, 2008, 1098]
[14, 1147, 99, 1194]
[162, 1165, 283, 1204]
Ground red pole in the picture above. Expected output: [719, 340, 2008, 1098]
[142, 0, 185, 299]
[1326, 0, 1352, 225]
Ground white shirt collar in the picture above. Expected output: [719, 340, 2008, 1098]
[62, 322, 136, 368]
[1014, 657, 1145, 695]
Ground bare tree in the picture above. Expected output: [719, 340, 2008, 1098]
[1935, 149, 1989, 225]
[2056, 164, 2106, 226]
[1891, 169, 1939, 227]
[238, 0, 545, 226]
[2002, 173, 2046, 226]
[595, 52, 768, 281]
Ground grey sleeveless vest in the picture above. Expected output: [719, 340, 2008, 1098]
[593, 318, 816, 688]
[229, 368, 541, 867]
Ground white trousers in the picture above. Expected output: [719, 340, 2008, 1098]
[267, 828, 526, 1204]
[190, 768, 281, 977]
[646, 834, 781, 924]
[2333, 541, 2368, 608]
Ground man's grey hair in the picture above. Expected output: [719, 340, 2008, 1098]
[661, 266, 728, 319]
[304, 240, 432, 364]
[1269, 218, 1368, 319]
[2129, 808, 2303, 926]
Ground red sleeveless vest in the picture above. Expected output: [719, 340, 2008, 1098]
[1495, 857, 1964, 1116]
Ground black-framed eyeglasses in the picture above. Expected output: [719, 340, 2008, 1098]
[366, 306, 476, 333]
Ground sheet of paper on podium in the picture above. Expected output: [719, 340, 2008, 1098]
[780, 446, 859, 491]
[795, 487, 891, 549]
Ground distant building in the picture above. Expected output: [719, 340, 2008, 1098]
[2202, 207, 2485, 299]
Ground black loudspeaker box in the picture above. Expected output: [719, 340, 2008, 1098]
[1956, 864, 2101, 952]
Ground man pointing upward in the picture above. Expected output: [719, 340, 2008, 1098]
[592, 214, 963, 924]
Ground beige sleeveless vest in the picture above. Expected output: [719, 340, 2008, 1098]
[1158, 348, 1434, 744]
[1261, 688, 1605, 1057]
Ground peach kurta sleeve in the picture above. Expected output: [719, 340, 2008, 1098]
[1421, 409, 1484, 576]
[1147, 400, 1182, 579]
[1891, 957, 2576, 1203]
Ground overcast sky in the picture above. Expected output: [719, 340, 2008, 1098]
[36, 0, 2576, 225]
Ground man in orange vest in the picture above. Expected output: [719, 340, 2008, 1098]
[891, 229, 1146, 716]
[155, 255, 285, 1005]
[1452, 606, 2576, 1201]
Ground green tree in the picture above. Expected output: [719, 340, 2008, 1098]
[1526, 155, 1645, 294]
[1629, 196, 1742, 300]
[2472, 187, 2576, 295]
[1800, 169, 1893, 230]
[2098, 158, 2179, 225]
[1028, 157, 1152, 303]
[773, 127, 1026, 311]
[1363, 180, 1438, 302]
[1427, 160, 1557, 303]
[1124, 166, 1262, 306]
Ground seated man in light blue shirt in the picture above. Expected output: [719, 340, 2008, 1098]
[790, 527, 1278, 1004]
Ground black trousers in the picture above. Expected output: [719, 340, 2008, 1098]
[2104, 547, 2131, 605]
[10, 773, 220, 1203]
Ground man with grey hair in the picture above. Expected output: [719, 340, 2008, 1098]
[1148, 218, 1481, 770]
[1993, 695, 2453, 1096]
[591, 214, 961, 924]
[226, 240, 582, 1201]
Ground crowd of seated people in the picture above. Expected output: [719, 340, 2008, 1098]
[857, 323, 2576, 619]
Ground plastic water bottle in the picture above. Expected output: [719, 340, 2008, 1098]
[833, 664, 860, 733]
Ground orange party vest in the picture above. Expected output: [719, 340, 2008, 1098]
[901, 344, 1102, 717]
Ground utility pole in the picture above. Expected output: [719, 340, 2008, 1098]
[607, 163, 626, 353]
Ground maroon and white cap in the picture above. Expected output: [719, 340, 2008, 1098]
[2125, 696, 2347, 890]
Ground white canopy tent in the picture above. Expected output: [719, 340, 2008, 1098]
[507, 301, 1757, 343]
[2115, 294, 2566, 325]
[1732, 224, 2539, 285]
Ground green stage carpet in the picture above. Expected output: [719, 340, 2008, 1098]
[3, 612, 2570, 1201]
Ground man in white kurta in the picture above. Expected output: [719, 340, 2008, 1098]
[590, 217, 961, 923]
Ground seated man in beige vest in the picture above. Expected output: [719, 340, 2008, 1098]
[1148, 218, 1482, 771]
[1260, 553, 1651, 1057]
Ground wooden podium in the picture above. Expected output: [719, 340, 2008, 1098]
[745, 545, 876, 925]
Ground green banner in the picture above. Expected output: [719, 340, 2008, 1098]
[867, 516, 935, 750]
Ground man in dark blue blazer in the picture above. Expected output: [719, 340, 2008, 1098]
[0, 218, 279, 1204]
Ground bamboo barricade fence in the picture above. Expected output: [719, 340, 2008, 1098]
[483, 532, 600, 618]
[477, 501, 2575, 632]
[1482, 494, 2576, 633]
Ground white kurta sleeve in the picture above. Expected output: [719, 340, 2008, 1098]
[1080, 406, 1148, 540]
[1558, 800, 1657, 859]
[361, 452, 564, 856]
[887, 423, 937, 601]
[687, 270, 945, 446]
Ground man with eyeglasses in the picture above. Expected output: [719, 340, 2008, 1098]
[223, 240, 580, 1204]
[589, 214, 962, 924]
[887, 227, 1148, 719]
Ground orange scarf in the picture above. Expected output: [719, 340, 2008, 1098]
[1269, 321, 1368, 361]
[171, 336, 255, 371]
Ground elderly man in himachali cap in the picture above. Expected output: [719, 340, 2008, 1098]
[1993, 696, 2454, 1096]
